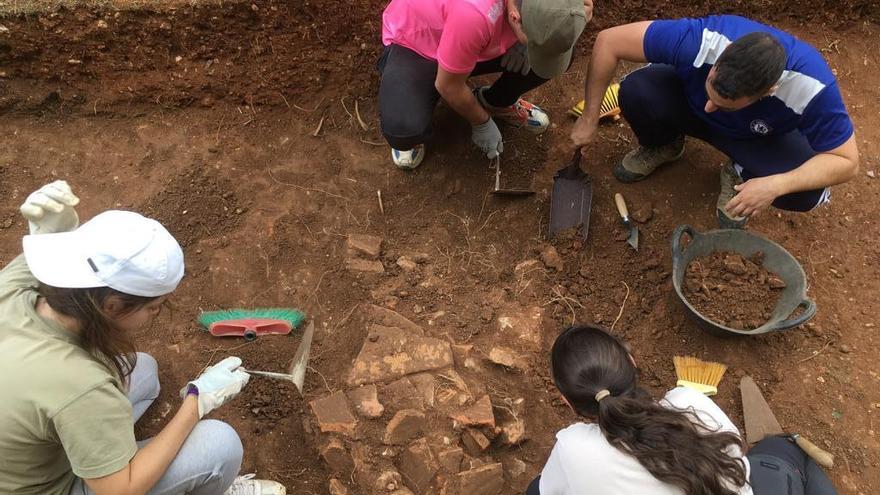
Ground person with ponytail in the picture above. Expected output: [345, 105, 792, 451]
[530, 325, 837, 495]
[0, 181, 285, 495]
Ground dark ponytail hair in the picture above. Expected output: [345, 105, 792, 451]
[551, 325, 747, 495]
[39, 283, 161, 381]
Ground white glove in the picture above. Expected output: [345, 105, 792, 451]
[20, 180, 80, 235]
[501, 43, 531, 76]
[472, 118, 504, 159]
[181, 356, 250, 418]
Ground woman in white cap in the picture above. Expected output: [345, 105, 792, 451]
[532, 325, 836, 495]
[0, 181, 285, 495]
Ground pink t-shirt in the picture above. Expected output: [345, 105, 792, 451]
[382, 0, 519, 74]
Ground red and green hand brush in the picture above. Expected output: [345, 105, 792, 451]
[198, 308, 306, 341]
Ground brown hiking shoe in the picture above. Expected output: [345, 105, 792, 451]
[613, 136, 685, 183]
[717, 161, 748, 229]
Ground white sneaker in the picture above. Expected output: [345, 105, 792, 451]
[225, 474, 286, 495]
[391, 144, 425, 170]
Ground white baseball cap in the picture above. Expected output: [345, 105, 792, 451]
[23, 210, 185, 297]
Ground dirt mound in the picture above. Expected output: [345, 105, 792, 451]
[141, 165, 243, 247]
[684, 251, 785, 330]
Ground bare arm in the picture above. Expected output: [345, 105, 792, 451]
[726, 134, 860, 217]
[83, 397, 200, 495]
[571, 21, 653, 150]
[435, 68, 490, 125]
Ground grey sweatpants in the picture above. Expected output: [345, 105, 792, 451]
[70, 353, 243, 495]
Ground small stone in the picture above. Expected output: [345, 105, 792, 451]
[345, 258, 385, 273]
[96, 19, 108, 28]
[768, 276, 786, 289]
[413, 304, 424, 314]
[723, 256, 747, 275]
[397, 256, 418, 271]
[346, 384, 384, 418]
[346, 234, 383, 259]
[456, 463, 504, 495]
[505, 458, 527, 478]
[309, 391, 357, 436]
[328, 478, 349, 495]
[839, 344, 852, 353]
[375, 470, 403, 492]
[487, 347, 527, 370]
[461, 428, 491, 456]
[499, 419, 527, 446]
[437, 447, 464, 473]
[867, 170, 876, 178]
[397, 438, 438, 493]
[817, 376, 825, 383]
[450, 396, 495, 428]
[384, 409, 426, 445]
[539, 245, 564, 271]
[320, 438, 354, 474]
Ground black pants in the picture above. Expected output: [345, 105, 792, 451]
[525, 436, 836, 495]
[618, 64, 829, 212]
[376, 44, 549, 150]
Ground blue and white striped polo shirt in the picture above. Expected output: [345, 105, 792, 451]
[643, 15, 853, 152]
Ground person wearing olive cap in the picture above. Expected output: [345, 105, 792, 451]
[378, 0, 592, 170]
[0, 181, 285, 495]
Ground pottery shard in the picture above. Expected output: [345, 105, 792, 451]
[384, 409, 427, 445]
[320, 438, 354, 474]
[346, 234, 383, 259]
[346, 384, 384, 418]
[496, 306, 545, 345]
[487, 347, 527, 370]
[309, 391, 357, 436]
[460, 428, 491, 457]
[457, 463, 504, 495]
[366, 304, 425, 336]
[348, 325, 454, 386]
[450, 395, 495, 428]
[397, 438, 438, 494]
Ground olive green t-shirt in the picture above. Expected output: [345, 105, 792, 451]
[0, 255, 138, 495]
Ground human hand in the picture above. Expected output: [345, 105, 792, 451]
[472, 118, 504, 159]
[570, 115, 599, 156]
[725, 175, 786, 217]
[181, 357, 250, 418]
[20, 180, 80, 235]
[583, 0, 594, 22]
[501, 43, 531, 76]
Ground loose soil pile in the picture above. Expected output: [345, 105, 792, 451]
[684, 251, 785, 330]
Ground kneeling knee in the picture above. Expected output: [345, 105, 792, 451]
[193, 420, 243, 470]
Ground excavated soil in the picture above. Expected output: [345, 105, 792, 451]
[1, 0, 879, 493]
[684, 251, 784, 330]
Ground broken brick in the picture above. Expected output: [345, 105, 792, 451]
[397, 438, 438, 494]
[348, 325, 454, 386]
[457, 463, 504, 495]
[487, 347, 527, 370]
[408, 373, 436, 408]
[347, 384, 384, 418]
[451, 395, 495, 428]
[309, 391, 357, 436]
[346, 234, 383, 258]
[345, 258, 385, 274]
[320, 438, 354, 474]
[366, 304, 424, 335]
[382, 377, 423, 412]
[384, 409, 426, 445]
[437, 447, 464, 473]
[460, 428, 491, 457]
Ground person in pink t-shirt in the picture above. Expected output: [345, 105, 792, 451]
[378, 0, 592, 170]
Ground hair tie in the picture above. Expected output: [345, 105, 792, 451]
[595, 389, 611, 402]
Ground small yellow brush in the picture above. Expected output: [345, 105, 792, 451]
[674, 356, 728, 396]
[569, 83, 621, 120]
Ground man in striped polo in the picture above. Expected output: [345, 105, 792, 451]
[571, 15, 859, 228]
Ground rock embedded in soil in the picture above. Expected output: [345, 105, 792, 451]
[684, 251, 786, 331]
[397, 438, 438, 493]
[450, 395, 495, 428]
[347, 384, 385, 418]
[487, 346, 527, 370]
[384, 409, 427, 445]
[539, 245, 564, 271]
[456, 463, 505, 495]
[345, 258, 385, 274]
[309, 391, 358, 436]
[366, 304, 424, 335]
[348, 325, 453, 386]
[346, 233, 383, 259]
[437, 447, 464, 473]
[397, 256, 418, 271]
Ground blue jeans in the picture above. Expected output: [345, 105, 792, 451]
[618, 64, 829, 212]
[70, 353, 243, 495]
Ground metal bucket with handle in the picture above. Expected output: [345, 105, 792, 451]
[671, 225, 816, 337]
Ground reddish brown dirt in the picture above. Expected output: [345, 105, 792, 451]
[1, 1, 879, 494]
[684, 251, 784, 330]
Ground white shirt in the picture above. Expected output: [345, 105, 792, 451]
[539, 387, 753, 495]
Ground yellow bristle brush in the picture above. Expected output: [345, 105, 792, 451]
[674, 356, 728, 396]
[569, 83, 621, 120]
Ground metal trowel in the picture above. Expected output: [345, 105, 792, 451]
[243, 320, 314, 395]
[614, 193, 639, 250]
[549, 150, 593, 241]
[490, 156, 535, 196]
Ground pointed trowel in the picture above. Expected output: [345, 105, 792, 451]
[614, 193, 639, 251]
[243, 320, 315, 395]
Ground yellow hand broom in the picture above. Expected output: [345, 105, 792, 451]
[569, 83, 621, 120]
[673, 356, 728, 396]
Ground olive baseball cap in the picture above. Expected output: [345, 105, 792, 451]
[521, 0, 588, 79]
